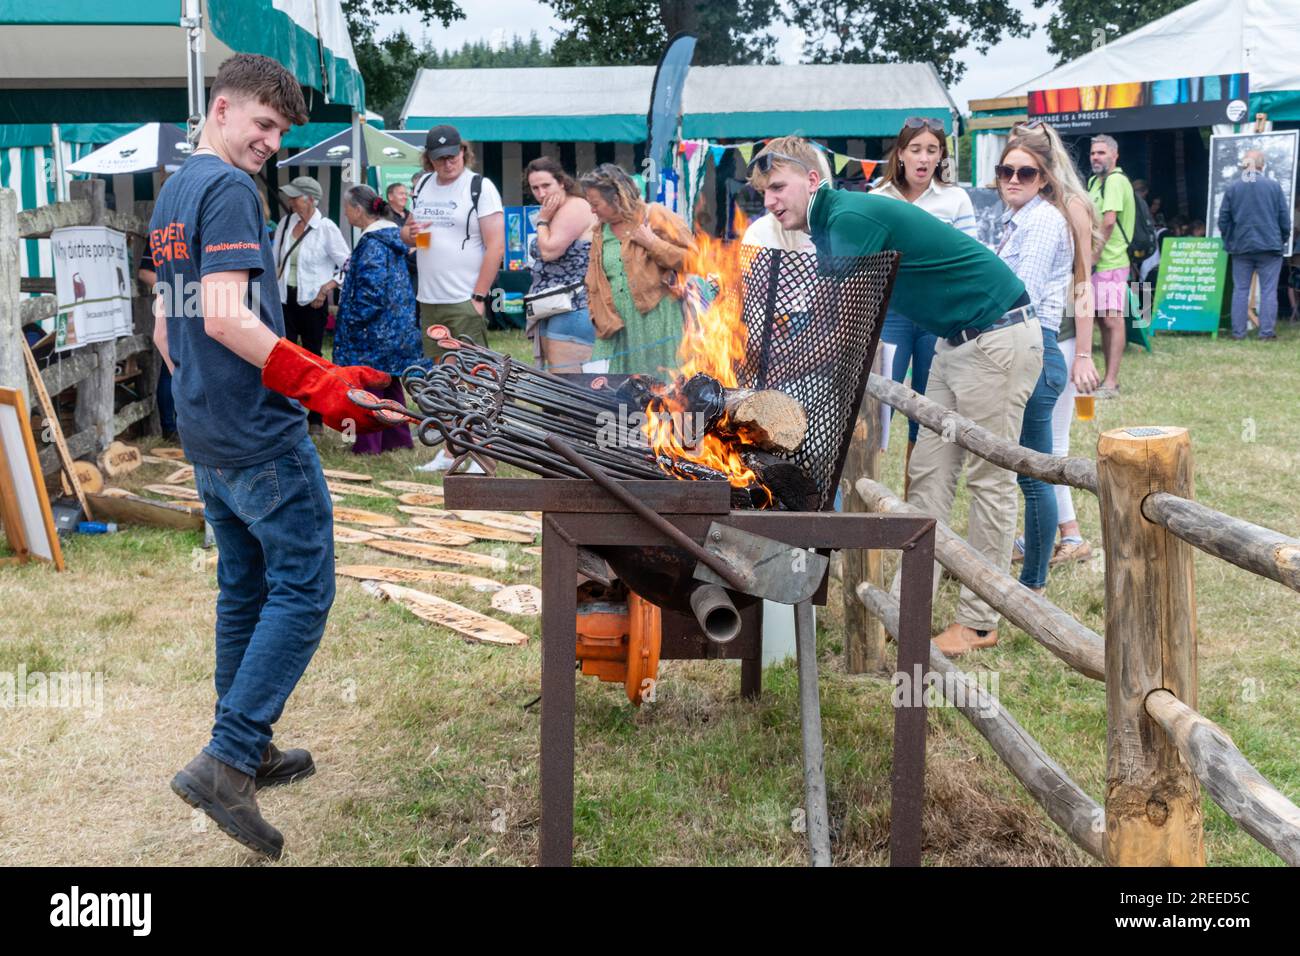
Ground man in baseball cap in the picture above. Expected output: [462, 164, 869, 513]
[423, 124, 462, 161]
[402, 124, 505, 471]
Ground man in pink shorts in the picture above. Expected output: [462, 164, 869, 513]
[1087, 135, 1134, 397]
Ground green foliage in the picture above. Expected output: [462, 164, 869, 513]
[543, 0, 780, 66]
[343, 0, 465, 121]
[1032, 0, 1195, 64]
[784, 0, 1033, 84]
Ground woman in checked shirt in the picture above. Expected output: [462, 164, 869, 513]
[993, 134, 1081, 594]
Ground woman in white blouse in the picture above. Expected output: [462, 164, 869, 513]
[271, 178, 351, 329]
[873, 117, 976, 486]
[271, 176, 351, 429]
[993, 135, 1078, 594]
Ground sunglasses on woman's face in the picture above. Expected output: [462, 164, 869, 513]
[995, 164, 1040, 184]
[747, 150, 813, 176]
[904, 116, 946, 132]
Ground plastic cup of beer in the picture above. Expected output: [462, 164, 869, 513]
[1075, 393, 1095, 421]
[414, 221, 432, 249]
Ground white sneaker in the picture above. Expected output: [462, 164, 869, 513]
[416, 448, 456, 473]
[416, 448, 487, 474]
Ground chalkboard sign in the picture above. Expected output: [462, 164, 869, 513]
[1150, 236, 1228, 336]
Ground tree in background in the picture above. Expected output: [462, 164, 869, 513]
[1033, 0, 1194, 63]
[785, 0, 1032, 85]
[543, 0, 780, 65]
[435, 33, 553, 69]
[343, 0, 464, 122]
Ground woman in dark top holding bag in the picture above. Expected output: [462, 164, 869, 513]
[524, 157, 597, 371]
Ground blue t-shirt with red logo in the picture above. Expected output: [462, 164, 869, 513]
[148, 154, 305, 466]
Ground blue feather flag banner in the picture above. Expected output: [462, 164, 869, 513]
[645, 33, 697, 197]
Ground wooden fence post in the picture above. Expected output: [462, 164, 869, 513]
[0, 188, 26, 408]
[69, 179, 117, 453]
[844, 349, 886, 673]
[132, 199, 161, 437]
[1096, 426, 1204, 866]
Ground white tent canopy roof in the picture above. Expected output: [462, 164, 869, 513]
[999, 0, 1300, 97]
[402, 62, 958, 142]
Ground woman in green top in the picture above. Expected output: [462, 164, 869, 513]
[579, 163, 695, 376]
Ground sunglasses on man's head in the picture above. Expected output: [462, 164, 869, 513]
[904, 116, 946, 132]
[995, 164, 1040, 184]
[747, 150, 813, 176]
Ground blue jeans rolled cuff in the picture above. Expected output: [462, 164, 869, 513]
[193, 434, 334, 776]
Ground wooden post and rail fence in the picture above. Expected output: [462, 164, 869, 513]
[0, 179, 160, 477]
[844, 372, 1300, 866]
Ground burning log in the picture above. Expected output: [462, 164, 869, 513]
[618, 372, 808, 456]
[711, 386, 808, 456]
[740, 448, 820, 511]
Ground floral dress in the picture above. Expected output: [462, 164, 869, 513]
[590, 223, 683, 376]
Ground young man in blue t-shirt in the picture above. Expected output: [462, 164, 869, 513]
[150, 54, 391, 859]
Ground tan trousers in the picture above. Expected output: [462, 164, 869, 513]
[891, 319, 1043, 631]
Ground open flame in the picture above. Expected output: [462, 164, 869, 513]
[641, 214, 765, 494]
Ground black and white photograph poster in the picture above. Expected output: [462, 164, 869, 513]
[1206, 129, 1299, 256]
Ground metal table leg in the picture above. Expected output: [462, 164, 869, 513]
[540, 516, 578, 866]
[794, 599, 831, 867]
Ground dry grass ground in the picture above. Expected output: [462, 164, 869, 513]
[0, 325, 1295, 866]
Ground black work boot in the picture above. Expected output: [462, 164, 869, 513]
[171, 752, 285, 860]
[255, 742, 316, 790]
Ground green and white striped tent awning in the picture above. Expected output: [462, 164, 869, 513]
[0, 0, 365, 116]
[2, 126, 353, 281]
[401, 63, 959, 141]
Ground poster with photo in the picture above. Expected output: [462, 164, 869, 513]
[964, 187, 1007, 249]
[51, 226, 133, 351]
[1206, 130, 1298, 257]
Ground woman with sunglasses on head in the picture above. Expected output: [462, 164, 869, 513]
[579, 163, 695, 376]
[873, 117, 977, 486]
[1007, 121, 1101, 568]
[993, 134, 1081, 596]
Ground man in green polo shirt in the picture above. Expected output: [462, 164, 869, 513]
[747, 136, 1043, 657]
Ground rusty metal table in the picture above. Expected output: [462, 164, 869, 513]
[445, 476, 936, 867]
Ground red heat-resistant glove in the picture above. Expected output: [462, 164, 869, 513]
[261, 338, 393, 434]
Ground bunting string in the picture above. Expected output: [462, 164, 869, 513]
[677, 136, 885, 182]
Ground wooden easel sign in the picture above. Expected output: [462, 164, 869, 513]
[0, 387, 65, 570]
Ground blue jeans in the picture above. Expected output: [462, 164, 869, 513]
[1018, 328, 1067, 589]
[882, 310, 936, 444]
[192, 434, 335, 776]
[1230, 252, 1282, 338]
[157, 362, 176, 433]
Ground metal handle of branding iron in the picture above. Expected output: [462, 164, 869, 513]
[543, 434, 749, 592]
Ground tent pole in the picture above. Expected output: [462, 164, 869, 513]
[182, 0, 206, 144]
[50, 124, 69, 203]
[349, 112, 362, 244]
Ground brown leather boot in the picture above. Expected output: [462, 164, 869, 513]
[171, 752, 284, 859]
[255, 742, 316, 790]
[933, 623, 999, 658]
